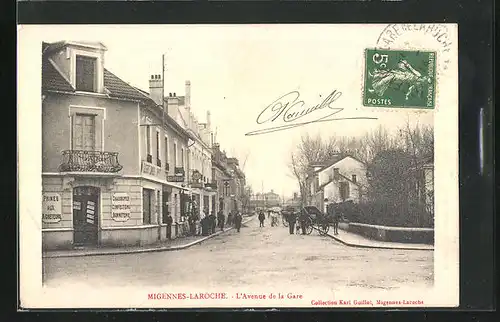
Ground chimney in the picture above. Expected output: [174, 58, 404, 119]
[149, 74, 163, 106]
[206, 111, 211, 129]
[167, 92, 179, 119]
[185, 80, 191, 108]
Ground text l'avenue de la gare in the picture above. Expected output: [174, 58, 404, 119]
[147, 292, 303, 300]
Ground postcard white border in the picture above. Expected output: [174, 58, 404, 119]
[17, 24, 459, 309]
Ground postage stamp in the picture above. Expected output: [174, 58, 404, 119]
[363, 49, 436, 109]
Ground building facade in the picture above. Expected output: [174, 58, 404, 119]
[211, 144, 232, 216]
[41, 41, 192, 250]
[165, 81, 216, 218]
[210, 144, 247, 215]
[306, 155, 367, 213]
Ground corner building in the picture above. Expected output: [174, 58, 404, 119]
[41, 41, 191, 250]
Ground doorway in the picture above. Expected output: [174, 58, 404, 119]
[73, 186, 100, 247]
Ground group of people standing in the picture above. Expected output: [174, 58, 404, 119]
[200, 209, 243, 236]
[283, 209, 309, 235]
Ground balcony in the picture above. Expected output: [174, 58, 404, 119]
[59, 150, 123, 173]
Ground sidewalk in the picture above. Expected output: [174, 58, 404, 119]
[43, 216, 255, 258]
[320, 227, 434, 251]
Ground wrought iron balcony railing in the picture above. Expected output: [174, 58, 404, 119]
[59, 150, 123, 173]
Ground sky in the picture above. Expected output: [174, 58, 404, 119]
[35, 24, 434, 198]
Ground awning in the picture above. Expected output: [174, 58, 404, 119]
[165, 182, 190, 191]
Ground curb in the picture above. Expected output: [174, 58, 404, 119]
[43, 217, 255, 258]
[314, 227, 434, 251]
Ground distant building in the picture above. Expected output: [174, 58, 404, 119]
[306, 155, 367, 212]
[283, 192, 301, 208]
[212, 144, 246, 215]
[250, 190, 281, 209]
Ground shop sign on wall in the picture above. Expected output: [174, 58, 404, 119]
[142, 161, 163, 178]
[42, 192, 62, 223]
[112, 193, 131, 222]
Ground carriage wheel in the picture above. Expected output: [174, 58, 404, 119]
[318, 222, 330, 235]
[305, 217, 313, 235]
[282, 215, 289, 227]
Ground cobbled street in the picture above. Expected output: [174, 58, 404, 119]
[43, 217, 433, 290]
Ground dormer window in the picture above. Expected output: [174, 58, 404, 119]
[76, 55, 97, 92]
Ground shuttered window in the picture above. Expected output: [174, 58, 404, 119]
[73, 114, 95, 151]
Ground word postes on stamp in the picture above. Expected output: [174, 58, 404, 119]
[363, 49, 436, 109]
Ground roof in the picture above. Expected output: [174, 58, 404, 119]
[317, 154, 347, 172]
[103, 69, 149, 101]
[42, 42, 147, 101]
[317, 172, 360, 191]
[42, 59, 74, 92]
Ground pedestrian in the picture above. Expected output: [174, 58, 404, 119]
[332, 209, 340, 235]
[209, 210, 217, 234]
[273, 211, 279, 227]
[286, 210, 297, 235]
[298, 209, 308, 235]
[227, 212, 233, 226]
[258, 210, 265, 227]
[188, 213, 196, 236]
[234, 211, 243, 232]
[165, 212, 173, 239]
[217, 210, 225, 231]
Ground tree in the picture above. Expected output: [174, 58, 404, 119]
[241, 185, 252, 213]
[288, 134, 340, 205]
[367, 149, 412, 202]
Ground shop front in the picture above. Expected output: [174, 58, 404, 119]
[42, 171, 194, 250]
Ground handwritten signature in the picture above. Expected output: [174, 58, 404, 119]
[245, 90, 378, 136]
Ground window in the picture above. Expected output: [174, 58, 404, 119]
[142, 188, 153, 224]
[156, 130, 160, 166]
[164, 136, 169, 170]
[352, 175, 357, 183]
[339, 182, 350, 201]
[73, 114, 95, 151]
[156, 190, 161, 218]
[76, 55, 97, 92]
[181, 148, 184, 169]
[173, 143, 177, 168]
[146, 126, 152, 160]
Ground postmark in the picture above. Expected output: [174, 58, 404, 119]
[376, 24, 454, 75]
[363, 49, 436, 109]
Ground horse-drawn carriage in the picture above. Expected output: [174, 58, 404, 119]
[281, 205, 331, 235]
